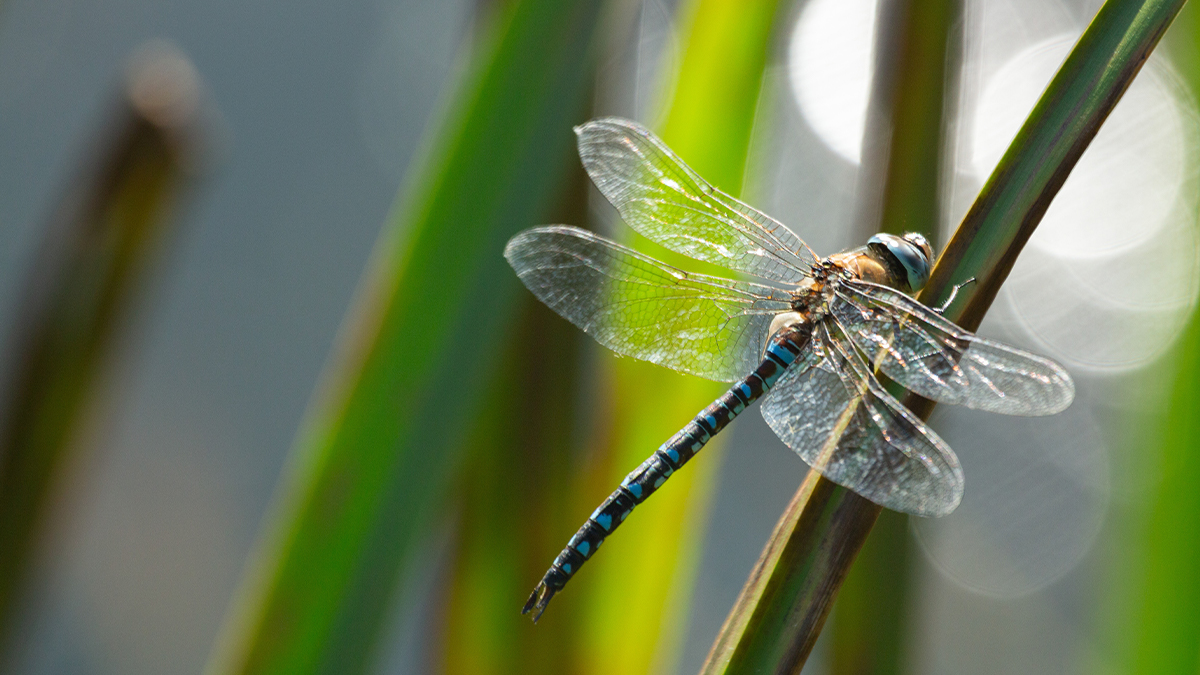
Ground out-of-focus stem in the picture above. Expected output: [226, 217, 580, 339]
[0, 43, 203, 643]
[855, 0, 962, 243]
[204, 1, 607, 671]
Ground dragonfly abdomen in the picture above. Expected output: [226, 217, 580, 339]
[522, 322, 811, 621]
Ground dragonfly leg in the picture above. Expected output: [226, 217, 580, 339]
[933, 277, 976, 314]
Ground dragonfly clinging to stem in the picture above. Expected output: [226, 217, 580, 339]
[505, 117, 1075, 621]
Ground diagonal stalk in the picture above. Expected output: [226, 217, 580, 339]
[700, 1, 1187, 673]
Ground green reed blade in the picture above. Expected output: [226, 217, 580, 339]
[572, 1, 788, 673]
[440, 145, 590, 675]
[204, 1, 607, 672]
[0, 44, 203, 648]
[701, 1, 1187, 673]
[443, 296, 587, 675]
[1126, 314, 1200, 674]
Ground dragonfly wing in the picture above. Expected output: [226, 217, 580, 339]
[832, 280, 1075, 416]
[576, 118, 818, 283]
[761, 321, 963, 517]
[505, 226, 794, 381]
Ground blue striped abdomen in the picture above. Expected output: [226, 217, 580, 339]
[522, 322, 812, 620]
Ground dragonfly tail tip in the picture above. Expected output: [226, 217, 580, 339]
[521, 582, 556, 623]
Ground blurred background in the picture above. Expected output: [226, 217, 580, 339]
[0, 0, 1197, 673]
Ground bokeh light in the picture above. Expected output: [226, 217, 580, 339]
[787, 0, 876, 164]
[977, 36, 1200, 372]
[786, 0, 1200, 602]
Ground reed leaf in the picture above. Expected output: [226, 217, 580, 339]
[205, 1, 607, 672]
[0, 45, 202, 646]
[701, 1, 1187, 673]
[440, 151, 590, 675]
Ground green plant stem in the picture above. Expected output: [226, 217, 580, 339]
[702, 471, 882, 674]
[700, 1, 1186, 673]
[0, 45, 202, 647]
[204, 1, 606, 672]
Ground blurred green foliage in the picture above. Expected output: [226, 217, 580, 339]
[442, 293, 586, 675]
[1120, 5, 1200, 673]
[1128, 314, 1200, 674]
[206, 0, 606, 671]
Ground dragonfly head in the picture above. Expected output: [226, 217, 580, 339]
[867, 232, 933, 293]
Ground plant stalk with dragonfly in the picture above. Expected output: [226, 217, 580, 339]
[700, 1, 1188, 673]
[510, 117, 1071, 621]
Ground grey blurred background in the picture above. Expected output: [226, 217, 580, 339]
[0, 0, 471, 671]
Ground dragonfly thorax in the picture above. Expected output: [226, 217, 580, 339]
[788, 266, 839, 314]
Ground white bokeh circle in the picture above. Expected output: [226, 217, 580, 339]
[972, 35, 1188, 258]
[976, 36, 1200, 372]
[787, 0, 877, 163]
[913, 401, 1110, 598]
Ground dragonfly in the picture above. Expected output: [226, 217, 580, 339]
[506, 117, 1075, 621]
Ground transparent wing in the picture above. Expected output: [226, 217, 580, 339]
[831, 280, 1075, 416]
[760, 321, 963, 517]
[576, 117, 817, 283]
[505, 226, 793, 381]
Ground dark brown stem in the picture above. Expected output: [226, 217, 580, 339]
[701, 475, 879, 675]
[0, 43, 204, 647]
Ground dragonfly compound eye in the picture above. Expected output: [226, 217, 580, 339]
[868, 233, 931, 293]
[901, 232, 933, 263]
